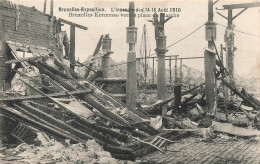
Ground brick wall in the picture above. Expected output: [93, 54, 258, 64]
[0, 0, 61, 91]
[0, 1, 60, 52]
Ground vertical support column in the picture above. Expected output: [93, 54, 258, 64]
[156, 13, 168, 100]
[50, 0, 53, 16]
[174, 56, 178, 82]
[43, 0, 47, 13]
[70, 25, 75, 70]
[220, 44, 229, 101]
[126, 1, 137, 110]
[180, 59, 183, 82]
[174, 56, 181, 112]
[152, 57, 155, 84]
[101, 34, 113, 78]
[144, 24, 147, 84]
[169, 57, 172, 85]
[204, 0, 217, 115]
[226, 9, 235, 82]
[157, 35, 167, 100]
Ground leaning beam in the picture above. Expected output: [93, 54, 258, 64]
[0, 90, 92, 102]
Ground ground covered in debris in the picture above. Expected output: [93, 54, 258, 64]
[0, 139, 135, 164]
[140, 135, 260, 164]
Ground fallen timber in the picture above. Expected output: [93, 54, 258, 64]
[0, 105, 135, 159]
[0, 90, 92, 102]
[143, 83, 205, 115]
[30, 58, 156, 134]
[1, 55, 184, 159]
[221, 77, 260, 110]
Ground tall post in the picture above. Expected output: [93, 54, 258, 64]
[204, 0, 217, 115]
[126, 2, 137, 110]
[180, 59, 183, 82]
[101, 34, 113, 78]
[50, 0, 53, 16]
[220, 44, 229, 101]
[226, 9, 235, 82]
[220, 44, 223, 61]
[169, 57, 172, 85]
[152, 58, 155, 84]
[155, 13, 168, 100]
[70, 25, 75, 70]
[144, 24, 147, 83]
[174, 56, 178, 82]
[43, 0, 47, 13]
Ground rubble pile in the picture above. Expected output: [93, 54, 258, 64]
[0, 52, 188, 161]
[0, 138, 120, 164]
[0, 48, 259, 162]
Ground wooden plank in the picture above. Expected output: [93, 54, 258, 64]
[5, 55, 48, 64]
[0, 90, 92, 101]
[223, 2, 260, 9]
[164, 128, 201, 132]
[0, 105, 80, 143]
[59, 18, 88, 30]
[16, 102, 120, 146]
[212, 121, 260, 136]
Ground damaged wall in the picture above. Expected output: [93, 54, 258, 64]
[0, 0, 61, 91]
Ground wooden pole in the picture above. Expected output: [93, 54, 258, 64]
[43, 0, 47, 13]
[169, 57, 172, 85]
[70, 25, 75, 70]
[174, 56, 178, 82]
[221, 44, 229, 101]
[204, 0, 217, 115]
[50, 0, 53, 16]
[152, 58, 155, 84]
[144, 24, 147, 83]
[126, 1, 137, 110]
[180, 59, 183, 82]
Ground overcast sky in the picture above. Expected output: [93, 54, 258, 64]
[11, 0, 260, 78]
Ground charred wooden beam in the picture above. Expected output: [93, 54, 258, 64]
[28, 101, 73, 121]
[53, 57, 73, 79]
[181, 92, 199, 109]
[81, 94, 130, 126]
[0, 89, 92, 102]
[38, 60, 70, 79]
[181, 83, 205, 96]
[13, 104, 70, 135]
[5, 55, 49, 64]
[223, 2, 260, 9]
[17, 102, 119, 146]
[28, 60, 76, 91]
[84, 35, 103, 79]
[59, 18, 88, 30]
[221, 77, 260, 110]
[0, 105, 80, 143]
